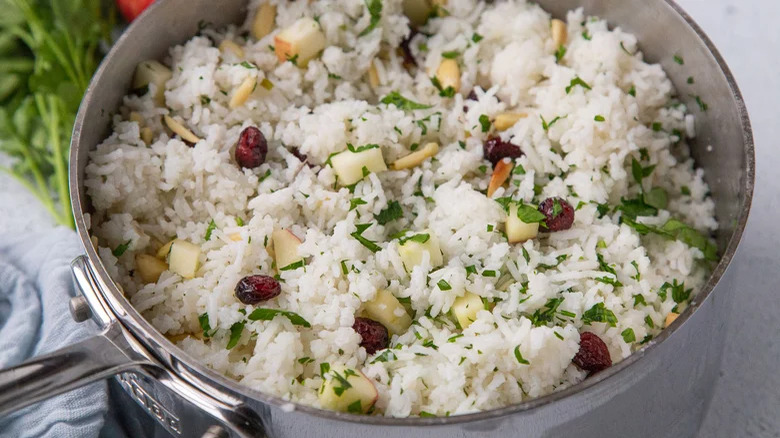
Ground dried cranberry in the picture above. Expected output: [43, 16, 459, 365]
[399, 30, 418, 68]
[290, 147, 308, 164]
[235, 275, 281, 304]
[352, 317, 389, 354]
[538, 197, 575, 231]
[483, 136, 523, 166]
[573, 332, 612, 373]
[463, 89, 478, 112]
[235, 126, 267, 169]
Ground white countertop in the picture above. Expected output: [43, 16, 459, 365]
[1, 0, 777, 435]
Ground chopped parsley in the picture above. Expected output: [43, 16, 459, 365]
[351, 223, 382, 252]
[628, 85, 636, 97]
[200, 95, 211, 105]
[541, 115, 564, 131]
[226, 321, 245, 350]
[687, 76, 694, 84]
[239, 61, 257, 69]
[513, 345, 530, 364]
[478, 114, 491, 132]
[198, 312, 217, 338]
[358, 0, 382, 37]
[399, 233, 430, 245]
[471, 33, 483, 43]
[375, 200, 403, 225]
[582, 30, 591, 40]
[349, 198, 367, 211]
[652, 122, 663, 132]
[681, 186, 691, 196]
[447, 334, 464, 343]
[112, 240, 131, 257]
[529, 297, 564, 326]
[673, 54, 684, 65]
[441, 50, 459, 59]
[515, 203, 547, 224]
[693, 95, 708, 111]
[260, 78, 274, 90]
[594, 115, 605, 122]
[644, 187, 668, 210]
[430, 76, 455, 97]
[380, 91, 432, 110]
[581, 302, 618, 327]
[347, 400, 362, 413]
[644, 315, 655, 328]
[436, 279, 452, 290]
[371, 349, 397, 363]
[662, 279, 692, 303]
[248, 308, 311, 327]
[621, 328, 636, 343]
[279, 259, 305, 271]
[631, 157, 656, 186]
[622, 217, 717, 261]
[555, 45, 567, 63]
[633, 294, 647, 307]
[204, 219, 217, 241]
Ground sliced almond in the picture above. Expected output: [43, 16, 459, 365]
[435, 58, 460, 93]
[487, 158, 513, 197]
[219, 39, 245, 59]
[551, 19, 567, 47]
[391, 142, 439, 170]
[140, 127, 154, 145]
[367, 61, 380, 89]
[163, 115, 201, 143]
[664, 312, 679, 327]
[494, 112, 528, 131]
[229, 75, 257, 109]
[251, 3, 276, 40]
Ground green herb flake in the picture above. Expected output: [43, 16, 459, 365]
[555, 45, 567, 63]
[673, 55, 684, 65]
[419, 411, 436, 418]
[628, 85, 636, 97]
[204, 219, 217, 241]
[633, 294, 647, 307]
[581, 302, 618, 327]
[371, 349, 397, 363]
[693, 95, 708, 111]
[351, 222, 382, 252]
[687, 76, 694, 84]
[359, 0, 383, 37]
[380, 91, 432, 110]
[594, 115, 605, 122]
[248, 308, 311, 327]
[513, 345, 530, 364]
[198, 312, 216, 338]
[112, 241, 131, 257]
[644, 315, 655, 328]
[279, 259, 305, 271]
[478, 114, 491, 132]
[375, 201, 403, 225]
[681, 186, 691, 196]
[471, 33, 483, 43]
[541, 115, 564, 131]
[200, 95, 211, 105]
[328, 73, 342, 80]
[582, 30, 592, 40]
[481, 270, 497, 277]
[430, 76, 455, 98]
[447, 334, 464, 343]
[437, 279, 452, 291]
[226, 321, 245, 349]
[652, 122, 663, 132]
[515, 203, 547, 224]
[522, 247, 530, 263]
[441, 50, 459, 59]
[349, 198, 367, 211]
[621, 328, 636, 343]
[239, 61, 257, 69]
[347, 400, 362, 413]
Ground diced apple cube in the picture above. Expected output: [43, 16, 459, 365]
[363, 289, 412, 336]
[319, 365, 378, 413]
[274, 17, 326, 67]
[330, 146, 387, 186]
[157, 240, 175, 259]
[402, 0, 432, 27]
[451, 292, 483, 329]
[506, 203, 540, 243]
[132, 60, 172, 106]
[251, 3, 276, 40]
[272, 229, 303, 271]
[167, 239, 201, 279]
[398, 230, 443, 271]
[135, 254, 168, 283]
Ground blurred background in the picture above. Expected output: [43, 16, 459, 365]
[0, 0, 777, 436]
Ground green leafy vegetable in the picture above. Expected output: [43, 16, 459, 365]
[436, 279, 451, 290]
[349, 197, 367, 211]
[441, 50, 458, 59]
[673, 55, 684, 65]
[248, 308, 311, 327]
[555, 45, 566, 63]
[351, 222, 382, 252]
[581, 302, 618, 327]
[662, 279, 692, 304]
[478, 114, 491, 132]
[471, 33, 483, 43]
[226, 321, 245, 349]
[279, 259, 305, 271]
[565, 76, 591, 94]
[430, 76, 455, 98]
[541, 115, 564, 131]
[622, 216, 717, 261]
[375, 200, 402, 225]
[515, 203, 546, 224]
[594, 115, 605, 122]
[0, 0, 116, 228]
[358, 0, 382, 37]
[380, 91, 432, 110]
[198, 312, 217, 338]
[621, 328, 636, 343]
[644, 187, 668, 210]
[371, 349, 397, 363]
[112, 240, 131, 257]
[204, 219, 217, 241]
[513, 345, 529, 364]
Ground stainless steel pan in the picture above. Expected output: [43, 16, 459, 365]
[0, 0, 754, 436]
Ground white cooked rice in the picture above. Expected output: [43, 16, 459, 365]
[85, 0, 717, 417]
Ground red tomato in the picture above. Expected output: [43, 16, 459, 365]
[117, 0, 156, 22]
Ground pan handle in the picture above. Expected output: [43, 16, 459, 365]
[0, 326, 143, 416]
[0, 256, 266, 438]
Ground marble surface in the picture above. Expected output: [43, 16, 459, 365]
[0, 0, 777, 435]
